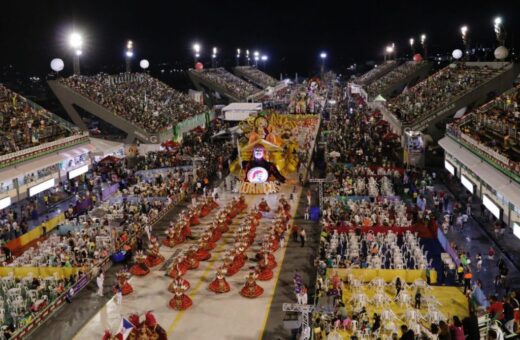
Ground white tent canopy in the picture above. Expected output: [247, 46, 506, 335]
[222, 102, 262, 121]
[374, 94, 386, 102]
[89, 138, 124, 157]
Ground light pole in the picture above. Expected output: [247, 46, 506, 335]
[261, 55, 268, 70]
[246, 49, 250, 66]
[320, 52, 327, 75]
[236, 48, 241, 66]
[421, 34, 428, 60]
[410, 38, 415, 56]
[460, 26, 469, 60]
[254, 51, 260, 67]
[193, 43, 201, 65]
[494, 17, 506, 46]
[125, 40, 134, 72]
[69, 32, 83, 75]
[212, 47, 217, 68]
[385, 45, 394, 61]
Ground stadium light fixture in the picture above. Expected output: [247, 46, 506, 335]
[69, 32, 83, 75]
[192, 42, 201, 63]
[320, 52, 327, 59]
[409, 38, 414, 46]
[69, 32, 83, 49]
[494, 16, 506, 46]
[421, 34, 426, 44]
[125, 40, 134, 72]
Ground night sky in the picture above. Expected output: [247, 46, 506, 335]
[0, 0, 519, 76]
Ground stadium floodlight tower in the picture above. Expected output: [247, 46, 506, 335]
[320, 52, 327, 75]
[460, 26, 469, 60]
[409, 38, 415, 56]
[384, 45, 394, 61]
[69, 32, 83, 75]
[193, 43, 201, 64]
[236, 48, 241, 66]
[125, 40, 134, 72]
[246, 49, 250, 66]
[212, 47, 218, 68]
[494, 17, 506, 47]
[420, 34, 428, 59]
[261, 55, 268, 69]
[254, 51, 260, 67]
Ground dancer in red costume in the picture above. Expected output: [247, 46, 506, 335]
[223, 253, 240, 277]
[129, 251, 150, 276]
[162, 223, 184, 247]
[217, 214, 229, 233]
[168, 275, 191, 292]
[208, 267, 231, 294]
[200, 231, 216, 251]
[256, 255, 273, 281]
[240, 272, 264, 298]
[209, 224, 222, 243]
[194, 239, 211, 261]
[208, 196, 219, 210]
[169, 280, 192, 310]
[116, 269, 133, 295]
[189, 210, 200, 226]
[185, 246, 200, 270]
[237, 195, 248, 211]
[258, 198, 270, 212]
[144, 237, 165, 267]
[169, 256, 188, 278]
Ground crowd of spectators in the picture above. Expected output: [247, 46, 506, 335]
[355, 61, 397, 86]
[192, 68, 260, 99]
[388, 63, 507, 124]
[0, 85, 75, 156]
[235, 66, 278, 88]
[451, 85, 520, 173]
[60, 73, 207, 133]
[365, 61, 427, 99]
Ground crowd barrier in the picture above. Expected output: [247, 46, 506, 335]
[327, 268, 437, 284]
[6, 213, 65, 253]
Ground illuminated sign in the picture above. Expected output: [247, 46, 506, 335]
[29, 178, 55, 197]
[0, 197, 11, 210]
[483, 194, 500, 219]
[513, 222, 520, 240]
[460, 174, 474, 194]
[444, 160, 455, 175]
[68, 164, 89, 179]
[246, 167, 269, 183]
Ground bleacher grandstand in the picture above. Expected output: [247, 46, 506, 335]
[0, 85, 80, 158]
[188, 67, 261, 102]
[364, 61, 432, 100]
[233, 66, 278, 88]
[49, 73, 208, 143]
[378, 62, 520, 139]
[355, 60, 398, 86]
[445, 84, 520, 180]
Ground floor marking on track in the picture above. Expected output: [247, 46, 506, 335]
[167, 207, 245, 335]
[257, 188, 303, 340]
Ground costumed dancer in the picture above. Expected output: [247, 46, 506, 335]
[144, 236, 165, 267]
[169, 280, 192, 310]
[129, 250, 150, 276]
[208, 266, 231, 294]
[116, 269, 133, 295]
[240, 272, 264, 298]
